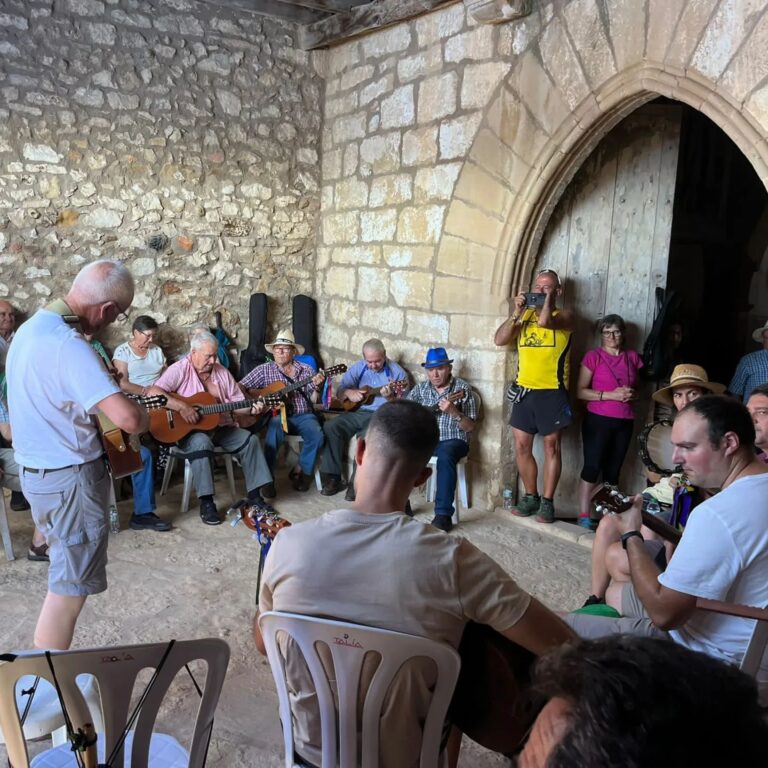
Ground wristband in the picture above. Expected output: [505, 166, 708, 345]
[621, 530, 644, 549]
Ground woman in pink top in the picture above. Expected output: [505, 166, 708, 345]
[576, 314, 643, 528]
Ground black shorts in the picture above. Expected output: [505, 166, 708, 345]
[509, 388, 572, 436]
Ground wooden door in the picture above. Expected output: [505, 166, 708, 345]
[523, 104, 681, 515]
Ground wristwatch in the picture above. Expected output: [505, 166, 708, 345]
[621, 530, 644, 549]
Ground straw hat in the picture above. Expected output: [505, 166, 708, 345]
[265, 329, 305, 356]
[652, 364, 725, 407]
[751, 320, 768, 343]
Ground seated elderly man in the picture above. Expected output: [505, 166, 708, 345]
[406, 347, 477, 532]
[239, 329, 325, 497]
[149, 330, 273, 526]
[747, 383, 768, 462]
[566, 396, 768, 701]
[254, 400, 576, 767]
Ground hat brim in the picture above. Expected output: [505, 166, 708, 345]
[265, 341, 305, 356]
[651, 378, 726, 407]
[421, 358, 453, 369]
[752, 326, 768, 343]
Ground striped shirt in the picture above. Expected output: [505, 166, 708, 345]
[407, 377, 477, 443]
[240, 361, 317, 415]
[729, 349, 768, 400]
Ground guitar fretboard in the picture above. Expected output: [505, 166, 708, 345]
[196, 397, 275, 415]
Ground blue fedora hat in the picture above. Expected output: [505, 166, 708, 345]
[421, 347, 454, 368]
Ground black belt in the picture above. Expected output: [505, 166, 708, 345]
[23, 464, 77, 474]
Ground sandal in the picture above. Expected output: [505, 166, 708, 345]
[28, 542, 50, 562]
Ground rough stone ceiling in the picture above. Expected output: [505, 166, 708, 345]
[202, 0, 456, 49]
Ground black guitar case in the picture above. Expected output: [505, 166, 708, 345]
[240, 293, 269, 378]
[292, 294, 323, 370]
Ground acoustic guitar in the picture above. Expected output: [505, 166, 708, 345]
[97, 394, 168, 478]
[148, 391, 281, 444]
[246, 363, 348, 401]
[342, 377, 408, 411]
[430, 389, 466, 413]
[592, 483, 681, 544]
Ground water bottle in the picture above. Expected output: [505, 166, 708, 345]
[108, 504, 120, 534]
[502, 486, 514, 511]
[645, 498, 661, 518]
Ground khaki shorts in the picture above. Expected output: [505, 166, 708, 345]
[21, 458, 111, 597]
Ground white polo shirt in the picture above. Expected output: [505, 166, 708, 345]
[7, 309, 119, 468]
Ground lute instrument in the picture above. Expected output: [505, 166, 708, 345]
[149, 391, 282, 444]
[342, 377, 408, 411]
[592, 483, 681, 544]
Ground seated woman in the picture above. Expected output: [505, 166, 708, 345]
[583, 364, 724, 607]
[112, 316, 170, 532]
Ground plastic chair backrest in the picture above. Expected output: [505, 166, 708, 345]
[259, 611, 461, 768]
[0, 638, 229, 768]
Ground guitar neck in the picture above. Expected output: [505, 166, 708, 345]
[196, 397, 270, 416]
[640, 510, 682, 545]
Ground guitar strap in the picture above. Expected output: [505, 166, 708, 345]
[45, 298, 82, 329]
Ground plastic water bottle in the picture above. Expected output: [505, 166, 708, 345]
[108, 504, 120, 534]
[502, 487, 514, 511]
[645, 498, 661, 518]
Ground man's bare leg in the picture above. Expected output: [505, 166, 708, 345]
[541, 432, 562, 500]
[34, 592, 87, 649]
[513, 428, 538, 495]
[31, 526, 46, 549]
[590, 515, 623, 599]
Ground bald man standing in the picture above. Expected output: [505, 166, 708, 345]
[7, 260, 148, 650]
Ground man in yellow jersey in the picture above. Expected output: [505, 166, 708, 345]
[494, 269, 575, 523]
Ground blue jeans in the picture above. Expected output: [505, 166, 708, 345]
[132, 446, 155, 516]
[433, 439, 469, 518]
[264, 413, 324, 476]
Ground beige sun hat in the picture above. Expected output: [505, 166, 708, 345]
[652, 364, 726, 407]
[751, 320, 768, 343]
[265, 329, 305, 356]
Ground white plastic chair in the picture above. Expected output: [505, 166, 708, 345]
[159, 446, 237, 514]
[0, 637, 229, 768]
[259, 611, 461, 768]
[424, 457, 469, 525]
[0, 491, 13, 561]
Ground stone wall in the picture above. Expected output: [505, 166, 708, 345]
[316, 0, 768, 509]
[0, 0, 324, 356]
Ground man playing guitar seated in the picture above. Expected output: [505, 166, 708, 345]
[406, 348, 477, 532]
[238, 330, 326, 497]
[149, 331, 273, 526]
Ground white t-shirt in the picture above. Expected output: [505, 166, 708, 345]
[7, 309, 119, 467]
[112, 342, 165, 386]
[659, 473, 768, 688]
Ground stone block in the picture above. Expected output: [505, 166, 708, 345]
[437, 233, 497, 278]
[646, 0, 684, 63]
[332, 112, 367, 144]
[389, 270, 434, 309]
[335, 177, 369, 210]
[538, 16, 592, 111]
[22, 144, 61, 164]
[461, 62, 509, 111]
[720, 10, 768, 102]
[413, 163, 462, 202]
[85, 21, 116, 46]
[340, 65, 375, 91]
[360, 75, 394, 106]
[361, 24, 411, 59]
[432, 276, 489, 315]
[396, 204, 446, 244]
[398, 45, 443, 83]
[369, 174, 413, 207]
[383, 245, 434, 269]
[380, 85, 415, 129]
[332, 245, 380, 265]
[216, 90, 241, 116]
[403, 126, 438, 167]
[362, 305, 404, 335]
[406, 310, 449, 344]
[83, 207, 123, 228]
[325, 92, 358, 119]
[325, 266, 356, 298]
[361, 208, 398, 242]
[322, 148, 343, 181]
[327, 40, 361, 77]
[450, 314, 501, 347]
[343, 143, 359, 177]
[664, 0, 718, 71]
[469, 128, 519, 186]
[453, 161, 510, 217]
[561, 2, 616, 89]
[323, 211, 359, 245]
[439, 113, 483, 160]
[417, 72, 458, 124]
[415, 2, 465, 48]
[488, 88, 550, 162]
[444, 26, 495, 64]
[65, 0, 104, 17]
[443, 199, 504, 248]
[603, 0, 646, 70]
[359, 132, 401, 174]
[107, 92, 139, 110]
[357, 266, 390, 303]
[329, 299, 361, 325]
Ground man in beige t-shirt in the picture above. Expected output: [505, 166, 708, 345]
[254, 400, 575, 766]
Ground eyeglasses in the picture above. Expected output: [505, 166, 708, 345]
[601, 330, 623, 337]
[536, 268, 561, 286]
[135, 329, 156, 341]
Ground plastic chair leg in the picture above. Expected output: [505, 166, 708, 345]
[0, 493, 14, 561]
[181, 460, 193, 514]
[160, 454, 176, 497]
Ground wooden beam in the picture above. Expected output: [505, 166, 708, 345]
[205, 0, 331, 24]
[299, 0, 455, 49]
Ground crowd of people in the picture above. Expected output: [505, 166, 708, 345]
[2, 259, 767, 764]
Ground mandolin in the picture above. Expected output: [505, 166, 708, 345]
[149, 391, 282, 444]
[342, 377, 408, 411]
[430, 389, 466, 413]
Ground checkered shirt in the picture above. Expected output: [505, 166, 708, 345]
[728, 349, 768, 400]
[240, 360, 317, 415]
[407, 377, 477, 443]
[0, 397, 8, 424]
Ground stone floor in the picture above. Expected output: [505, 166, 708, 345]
[0, 469, 592, 766]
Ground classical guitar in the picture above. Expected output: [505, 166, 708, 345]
[97, 394, 168, 478]
[342, 377, 408, 411]
[246, 363, 348, 401]
[148, 391, 282, 444]
[430, 389, 466, 413]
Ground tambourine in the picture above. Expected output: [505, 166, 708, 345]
[638, 419, 677, 476]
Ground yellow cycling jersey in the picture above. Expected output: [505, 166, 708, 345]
[516, 308, 572, 390]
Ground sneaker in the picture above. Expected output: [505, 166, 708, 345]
[344, 483, 356, 502]
[260, 482, 277, 500]
[582, 594, 605, 608]
[511, 493, 540, 517]
[577, 515, 594, 530]
[28, 542, 49, 562]
[320, 476, 346, 496]
[10, 491, 30, 511]
[199, 499, 222, 526]
[129, 512, 171, 532]
[536, 497, 555, 524]
[430, 515, 453, 532]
